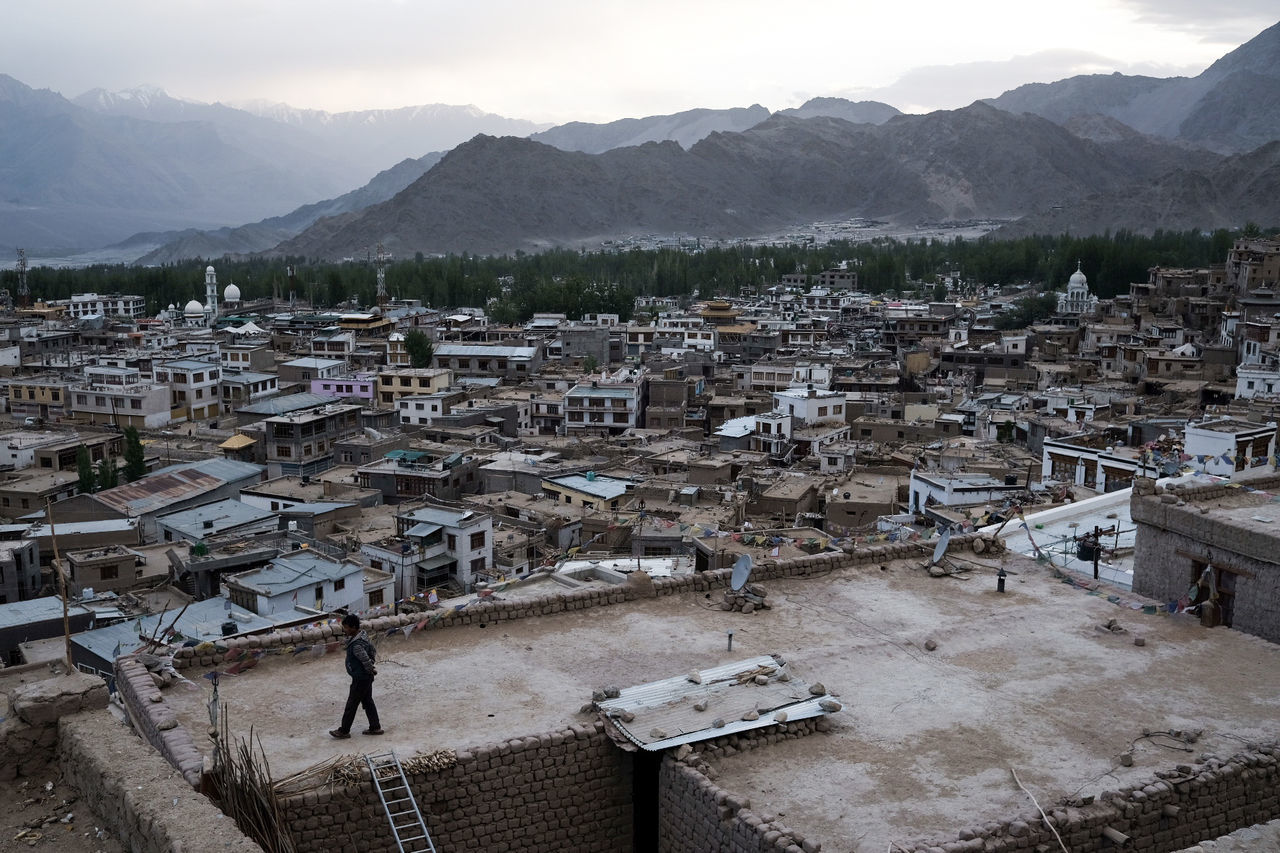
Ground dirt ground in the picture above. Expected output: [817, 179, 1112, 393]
[160, 554, 1280, 850]
[0, 773, 123, 853]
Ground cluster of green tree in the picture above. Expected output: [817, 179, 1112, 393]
[993, 294, 1061, 330]
[3, 227, 1265, 321]
[76, 427, 146, 494]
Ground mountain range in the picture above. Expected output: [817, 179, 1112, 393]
[3, 20, 1279, 262]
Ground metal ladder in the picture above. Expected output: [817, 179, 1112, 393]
[365, 751, 436, 853]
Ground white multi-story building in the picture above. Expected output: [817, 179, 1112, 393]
[564, 383, 639, 436]
[361, 506, 494, 597]
[1184, 418, 1277, 477]
[69, 365, 171, 429]
[57, 293, 147, 320]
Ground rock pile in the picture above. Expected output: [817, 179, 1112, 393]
[721, 583, 770, 613]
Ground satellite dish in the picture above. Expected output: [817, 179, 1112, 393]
[730, 553, 754, 592]
[931, 527, 952, 565]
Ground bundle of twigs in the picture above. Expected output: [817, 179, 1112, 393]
[208, 709, 297, 853]
[271, 749, 458, 796]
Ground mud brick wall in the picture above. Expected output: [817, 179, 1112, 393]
[0, 670, 108, 780]
[892, 742, 1280, 853]
[278, 721, 632, 853]
[1131, 477, 1280, 643]
[658, 718, 829, 853]
[167, 535, 978, 674]
[59, 711, 262, 853]
[113, 655, 205, 787]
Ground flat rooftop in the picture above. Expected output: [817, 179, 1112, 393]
[161, 554, 1279, 851]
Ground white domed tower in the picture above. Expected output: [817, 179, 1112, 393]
[1057, 261, 1098, 315]
[204, 265, 219, 322]
[223, 282, 241, 309]
[184, 299, 205, 327]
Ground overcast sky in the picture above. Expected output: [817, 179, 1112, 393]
[10, 2, 1278, 123]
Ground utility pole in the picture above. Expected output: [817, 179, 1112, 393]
[45, 499, 73, 675]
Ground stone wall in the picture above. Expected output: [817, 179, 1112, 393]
[277, 721, 632, 853]
[167, 535, 982, 673]
[58, 711, 262, 853]
[659, 718, 829, 853]
[888, 742, 1280, 853]
[1131, 477, 1280, 643]
[0, 670, 107, 780]
[113, 655, 205, 788]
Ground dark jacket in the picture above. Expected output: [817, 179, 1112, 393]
[344, 630, 377, 680]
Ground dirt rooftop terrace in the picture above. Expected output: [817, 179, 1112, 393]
[162, 553, 1280, 852]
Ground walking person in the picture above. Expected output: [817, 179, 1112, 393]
[330, 614, 384, 738]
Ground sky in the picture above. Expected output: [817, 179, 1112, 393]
[10, 1, 1278, 124]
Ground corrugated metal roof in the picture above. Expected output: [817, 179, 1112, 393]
[595, 655, 840, 751]
[434, 344, 537, 358]
[227, 551, 360, 596]
[545, 474, 633, 500]
[0, 597, 93, 630]
[156, 499, 275, 539]
[96, 459, 263, 517]
[238, 393, 333, 416]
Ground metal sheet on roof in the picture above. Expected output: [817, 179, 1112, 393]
[595, 655, 839, 751]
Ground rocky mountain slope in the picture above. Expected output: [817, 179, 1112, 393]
[985, 21, 1280, 154]
[276, 103, 1223, 259]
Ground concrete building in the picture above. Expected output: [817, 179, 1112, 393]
[64, 544, 141, 596]
[1131, 475, 1280, 643]
[432, 343, 542, 381]
[376, 368, 454, 405]
[564, 383, 640, 436]
[0, 537, 41, 603]
[361, 505, 494, 596]
[1183, 418, 1277, 477]
[225, 551, 366, 617]
[54, 292, 147, 320]
[69, 365, 171, 430]
[221, 370, 279, 407]
[262, 403, 363, 478]
[154, 357, 222, 423]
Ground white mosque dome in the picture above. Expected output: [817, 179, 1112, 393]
[206, 265, 216, 275]
[224, 283, 241, 303]
[1068, 264, 1087, 288]
[184, 299, 205, 317]
[167, 303, 176, 311]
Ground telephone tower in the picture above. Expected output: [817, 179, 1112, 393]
[375, 243, 390, 307]
[16, 249, 29, 308]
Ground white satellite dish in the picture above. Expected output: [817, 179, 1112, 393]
[931, 526, 952, 565]
[730, 553, 754, 592]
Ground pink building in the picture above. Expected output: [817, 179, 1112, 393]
[311, 374, 376, 401]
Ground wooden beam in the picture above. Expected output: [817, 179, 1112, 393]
[1175, 549, 1256, 579]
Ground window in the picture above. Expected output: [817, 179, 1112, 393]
[276, 445, 292, 458]
[315, 585, 324, 605]
[370, 559, 383, 571]
[334, 578, 345, 591]
[469, 532, 485, 550]
[100, 564, 118, 581]
[471, 557, 486, 574]
[368, 589, 385, 606]
[447, 534, 457, 550]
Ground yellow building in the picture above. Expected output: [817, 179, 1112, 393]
[376, 368, 453, 405]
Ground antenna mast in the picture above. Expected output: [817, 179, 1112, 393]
[375, 243, 390, 307]
[16, 249, 29, 308]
